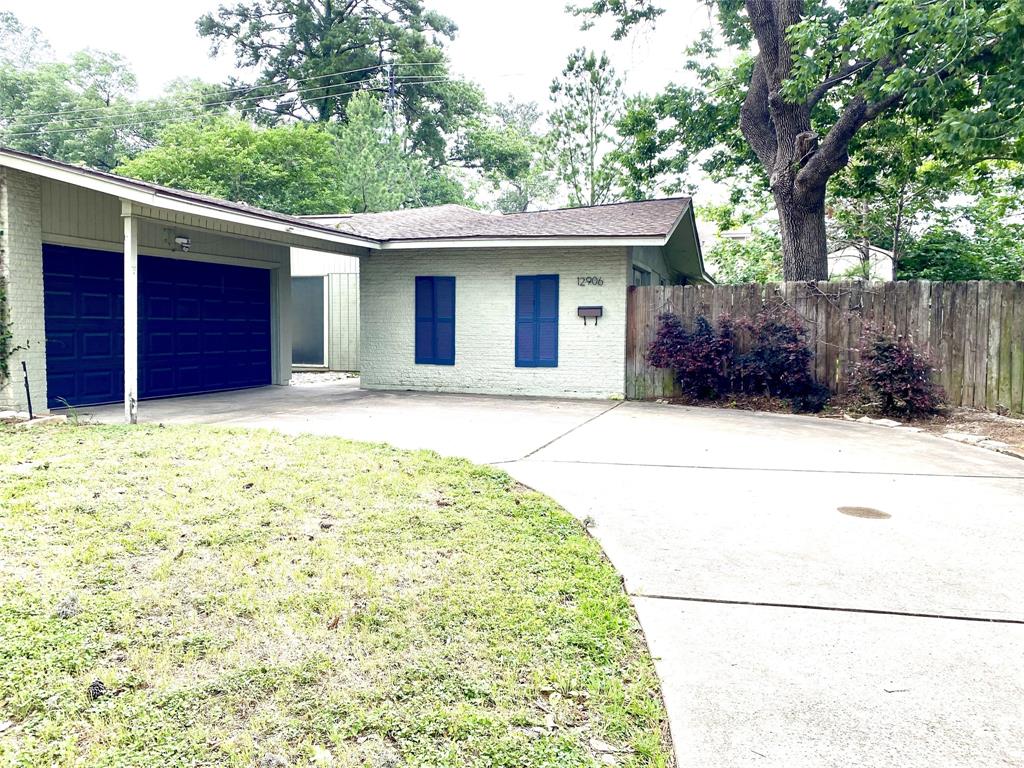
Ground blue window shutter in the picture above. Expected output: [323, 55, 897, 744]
[536, 275, 559, 366]
[515, 276, 536, 366]
[415, 276, 456, 365]
[515, 274, 558, 367]
[433, 276, 456, 365]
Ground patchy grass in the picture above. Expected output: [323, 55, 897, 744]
[0, 425, 671, 768]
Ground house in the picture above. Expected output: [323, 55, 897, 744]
[0, 148, 709, 420]
[0, 149, 373, 420]
[310, 200, 709, 399]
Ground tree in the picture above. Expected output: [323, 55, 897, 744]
[574, 0, 1024, 280]
[462, 99, 556, 213]
[116, 116, 351, 215]
[0, 11, 51, 68]
[548, 48, 625, 208]
[899, 175, 1024, 281]
[699, 202, 783, 283]
[196, 0, 481, 165]
[0, 15, 225, 169]
[332, 91, 425, 213]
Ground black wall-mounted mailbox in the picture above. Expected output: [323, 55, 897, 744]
[578, 305, 603, 325]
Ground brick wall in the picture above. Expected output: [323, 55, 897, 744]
[0, 169, 45, 412]
[360, 247, 628, 398]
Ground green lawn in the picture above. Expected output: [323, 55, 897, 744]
[0, 424, 671, 768]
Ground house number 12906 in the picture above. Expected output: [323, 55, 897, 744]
[577, 276, 604, 286]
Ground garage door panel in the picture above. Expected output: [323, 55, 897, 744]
[44, 245, 272, 408]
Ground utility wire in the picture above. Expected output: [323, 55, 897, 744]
[5, 61, 448, 124]
[1, 77, 460, 138]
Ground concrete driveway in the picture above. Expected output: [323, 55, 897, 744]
[79, 380, 1024, 767]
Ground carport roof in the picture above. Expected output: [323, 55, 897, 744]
[0, 148, 377, 250]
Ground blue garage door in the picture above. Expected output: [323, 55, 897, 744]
[44, 245, 272, 408]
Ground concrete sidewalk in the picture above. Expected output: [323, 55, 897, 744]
[78, 383, 1024, 767]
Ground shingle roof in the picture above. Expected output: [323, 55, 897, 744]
[307, 198, 693, 242]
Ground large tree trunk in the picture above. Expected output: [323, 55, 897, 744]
[741, 0, 902, 282]
[775, 188, 828, 280]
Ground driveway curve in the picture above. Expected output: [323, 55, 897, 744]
[81, 382, 1024, 767]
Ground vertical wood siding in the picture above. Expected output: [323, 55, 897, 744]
[625, 280, 1024, 414]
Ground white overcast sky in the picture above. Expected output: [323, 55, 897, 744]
[4, 0, 714, 104]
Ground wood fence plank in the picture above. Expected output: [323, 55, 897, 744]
[951, 282, 969, 407]
[996, 283, 1014, 411]
[895, 281, 910, 341]
[973, 281, 989, 409]
[839, 280, 856, 393]
[1011, 282, 1024, 415]
[624, 286, 631, 399]
[962, 280, 978, 409]
[939, 283, 954, 398]
[985, 282, 1002, 410]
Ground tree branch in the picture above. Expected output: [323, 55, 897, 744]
[807, 59, 875, 108]
[739, 56, 777, 172]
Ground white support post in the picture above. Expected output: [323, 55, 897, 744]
[121, 200, 139, 424]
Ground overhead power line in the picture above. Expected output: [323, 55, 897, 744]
[1, 76, 460, 138]
[5, 61, 449, 124]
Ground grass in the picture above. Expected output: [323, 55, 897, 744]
[0, 424, 672, 768]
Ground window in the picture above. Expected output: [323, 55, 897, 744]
[632, 266, 652, 287]
[415, 276, 455, 365]
[515, 274, 558, 367]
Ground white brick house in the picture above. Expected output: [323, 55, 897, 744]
[310, 201, 710, 399]
[1, 149, 708, 419]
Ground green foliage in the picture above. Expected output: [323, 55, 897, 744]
[116, 116, 350, 215]
[462, 99, 556, 213]
[705, 231, 783, 284]
[332, 91, 428, 213]
[548, 48, 626, 208]
[196, 0, 482, 166]
[0, 17, 226, 170]
[116, 94, 458, 216]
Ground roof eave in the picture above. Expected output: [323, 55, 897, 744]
[377, 235, 669, 250]
[0, 150, 379, 251]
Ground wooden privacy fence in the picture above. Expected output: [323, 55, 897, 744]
[626, 280, 1024, 414]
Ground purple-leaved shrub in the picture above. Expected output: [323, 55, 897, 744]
[855, 330, 944, 415]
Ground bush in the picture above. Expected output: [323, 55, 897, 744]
[648, 313, 735, 399]
[855, 330, 944, 415]
[735, 307, 816, 399]
[647, 307, 828, 412]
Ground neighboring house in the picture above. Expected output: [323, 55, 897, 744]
[290, 249, 359, 372]
[0, 149, 709, 418]
[827, 244, 895, 281]
[310, 200, 709, 399]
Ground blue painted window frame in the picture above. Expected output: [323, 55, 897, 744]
[515, 274, 559, 368]
[414, 276, 456, 365]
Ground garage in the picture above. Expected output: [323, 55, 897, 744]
[43, 245, 271, 408]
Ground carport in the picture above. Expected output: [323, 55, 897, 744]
[0, 149, 374, 422]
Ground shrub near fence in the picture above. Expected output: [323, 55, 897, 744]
[625, 280, 1024, 415]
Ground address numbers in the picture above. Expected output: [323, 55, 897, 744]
[576, 276, 604, 286]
